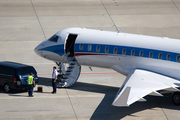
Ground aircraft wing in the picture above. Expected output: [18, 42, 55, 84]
[112, 69, 180, 106]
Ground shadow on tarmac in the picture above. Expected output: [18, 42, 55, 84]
[0, 86, 29, 97]
[37, 77, 180, 120]
[68, 83, 180, 120]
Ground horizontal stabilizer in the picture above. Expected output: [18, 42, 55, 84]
[149, 91, 163, 96]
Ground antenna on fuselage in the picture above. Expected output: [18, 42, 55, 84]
[89, 67, 93, 71]
[117, 29, 123, 33]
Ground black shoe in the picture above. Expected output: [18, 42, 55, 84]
[51, 92, 54, 94]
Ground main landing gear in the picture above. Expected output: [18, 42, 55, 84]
[172, 92, 180, 105]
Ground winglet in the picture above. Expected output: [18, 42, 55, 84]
[112, 87, 131, 107]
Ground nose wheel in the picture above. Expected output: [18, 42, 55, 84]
[172, 92, 180, 105]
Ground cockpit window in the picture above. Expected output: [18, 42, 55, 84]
[49, 35, 59, 42]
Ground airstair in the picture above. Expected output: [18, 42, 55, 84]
[56, 33, 81, 87]
[56, 55, 81, 87]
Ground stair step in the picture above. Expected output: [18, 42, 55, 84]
[64, 74, 74, 79]
[68, 66, 74, 69]
[61, 78, 68, 81]
[70, 61, 76, 65]
[57, 74, 62, 77]
[71, 59, 76, 62]
[62, 76, 68, 79]
[61, 79, 67, 82]
[66, 69, 72, 72]
[65, 72, 71, 75]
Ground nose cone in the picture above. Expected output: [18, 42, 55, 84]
[34, 44, 42, 56]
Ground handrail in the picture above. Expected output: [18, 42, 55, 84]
[61, 52, 70, 64]
[57, 36, 77, 78]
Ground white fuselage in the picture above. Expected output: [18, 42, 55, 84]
[34, 28, 180, 79]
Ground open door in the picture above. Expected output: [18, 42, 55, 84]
[57, 33, 81, 88]
[65, 34, 78, 57]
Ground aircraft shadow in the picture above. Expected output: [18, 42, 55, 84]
[88, 94, 179, 120]
[36, 77, 180, 119]
[67, 83, 180, 120]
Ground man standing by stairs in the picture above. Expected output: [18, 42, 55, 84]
[52, 66, 58, 94]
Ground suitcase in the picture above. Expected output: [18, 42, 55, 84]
[37, 86, 43, 92]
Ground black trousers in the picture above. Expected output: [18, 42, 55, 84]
[28, 85, 33, 96]
[52, 79, 56, 93]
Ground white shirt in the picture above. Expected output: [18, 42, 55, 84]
[52, 70, 58, 79]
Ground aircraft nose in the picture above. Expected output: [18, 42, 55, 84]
[34, 44, 42, 56]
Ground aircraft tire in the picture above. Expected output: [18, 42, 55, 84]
[172, 92, 180, 105]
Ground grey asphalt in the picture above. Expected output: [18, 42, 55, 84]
[0, 0, 180, 120]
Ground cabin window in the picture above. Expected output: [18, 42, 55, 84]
[122, 49, 126, 55]
[88, 44, 92, 51]
[167, 54, 171, 60]
[105, 46, 109, 53]
[158, 53, 162, 59]
[49, 35, 58, 42]
[79, 44, 83, 50]
[176, 55, 180, 62]
[96, 45, 100, 52]
[149, 52, 153, 58]
[139, 51, 143, 57]
[131, 50, 135, 56]
[113, 47, 118, 54]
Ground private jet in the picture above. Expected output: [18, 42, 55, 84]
[34, 27, 180, 107]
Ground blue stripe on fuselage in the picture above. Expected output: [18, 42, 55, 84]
[39, 44, 64, 56]
[74, 43, 180, 63]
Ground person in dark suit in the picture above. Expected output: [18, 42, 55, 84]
[52, 66, 58, 94]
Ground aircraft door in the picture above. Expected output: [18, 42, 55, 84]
[65, 34, 78, 57]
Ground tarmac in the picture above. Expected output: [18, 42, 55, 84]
[0, 0, 180, 120]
